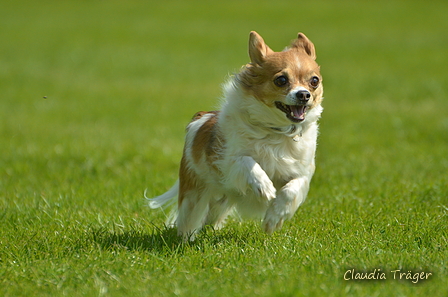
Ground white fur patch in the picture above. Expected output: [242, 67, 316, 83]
[223, 156, 276, 201]
[286, 86, 310, 105]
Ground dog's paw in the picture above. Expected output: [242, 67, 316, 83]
[262, 191, 297, 234]
[262, 206, 288, 235]
[262, 216, 285, 235]
[248, 173, 276, 201]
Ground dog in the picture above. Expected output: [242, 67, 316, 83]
[148, 31, 323, 240]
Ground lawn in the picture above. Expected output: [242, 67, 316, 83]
[0, 0, 447, 296]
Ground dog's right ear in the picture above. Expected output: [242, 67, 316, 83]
[248, 31, 273, 65]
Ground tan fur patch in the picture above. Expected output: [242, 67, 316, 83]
[179, 111, 222, 206]
[178, 153, 196, 206]
[238, 49, 321, 106]
[191, 111, 221, 164]
[237, 33, 322, 109]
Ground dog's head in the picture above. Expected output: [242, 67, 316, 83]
[237, 31, 323, 125]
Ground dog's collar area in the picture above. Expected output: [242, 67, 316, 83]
[270, 124, 302, 141]
[244, 114, 303, 141]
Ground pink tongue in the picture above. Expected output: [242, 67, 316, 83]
[290, 105, 305, 120]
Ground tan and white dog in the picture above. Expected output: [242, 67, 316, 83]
[148, 31, 323, 240]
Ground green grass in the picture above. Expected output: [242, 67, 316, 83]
[1, 0, 447, 296]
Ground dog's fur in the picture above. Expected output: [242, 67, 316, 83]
[148, 31, 323, 240]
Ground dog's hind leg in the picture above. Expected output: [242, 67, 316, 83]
[177, 152, 214, 240]
[205, 195, 234, 230]
[177, 188, 210, 241]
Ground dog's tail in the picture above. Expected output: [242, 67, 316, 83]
[146, 180, 179, 226]
[147, 180, 179, 208]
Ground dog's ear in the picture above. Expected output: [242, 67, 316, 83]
[292, 33, 316, 60]
[248, 31, 273, 65]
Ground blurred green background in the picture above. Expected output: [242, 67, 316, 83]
[2, 0, 447, 192]
[1, 0, 447, 296]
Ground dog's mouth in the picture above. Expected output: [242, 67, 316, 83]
[275, 101, 307, 123]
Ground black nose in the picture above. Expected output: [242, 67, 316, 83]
[295, 90, 311, 102]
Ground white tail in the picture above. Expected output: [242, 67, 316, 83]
[146, 180, 179, 226]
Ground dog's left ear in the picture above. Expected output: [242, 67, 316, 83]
[292, 33, 316, 60]
[248, 31, 273, 65]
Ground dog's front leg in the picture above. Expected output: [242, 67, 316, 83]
[224, 156, 276, 202]
[262, 177, 310, 234]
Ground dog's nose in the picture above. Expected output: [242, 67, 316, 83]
[295, 90, 311, 102]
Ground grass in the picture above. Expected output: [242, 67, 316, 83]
[1, 0, 447, 296]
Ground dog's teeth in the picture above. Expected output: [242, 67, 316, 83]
[291, 112, 294, 117]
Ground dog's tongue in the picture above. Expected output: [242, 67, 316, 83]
[290, 105, 306, 121]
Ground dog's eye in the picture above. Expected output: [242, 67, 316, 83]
[310, 76, 320, 88]
[274, 75, 289, 87]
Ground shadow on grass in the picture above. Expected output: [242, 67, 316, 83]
[91, 225, 188, 254]
[90, 223, 265, 254]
